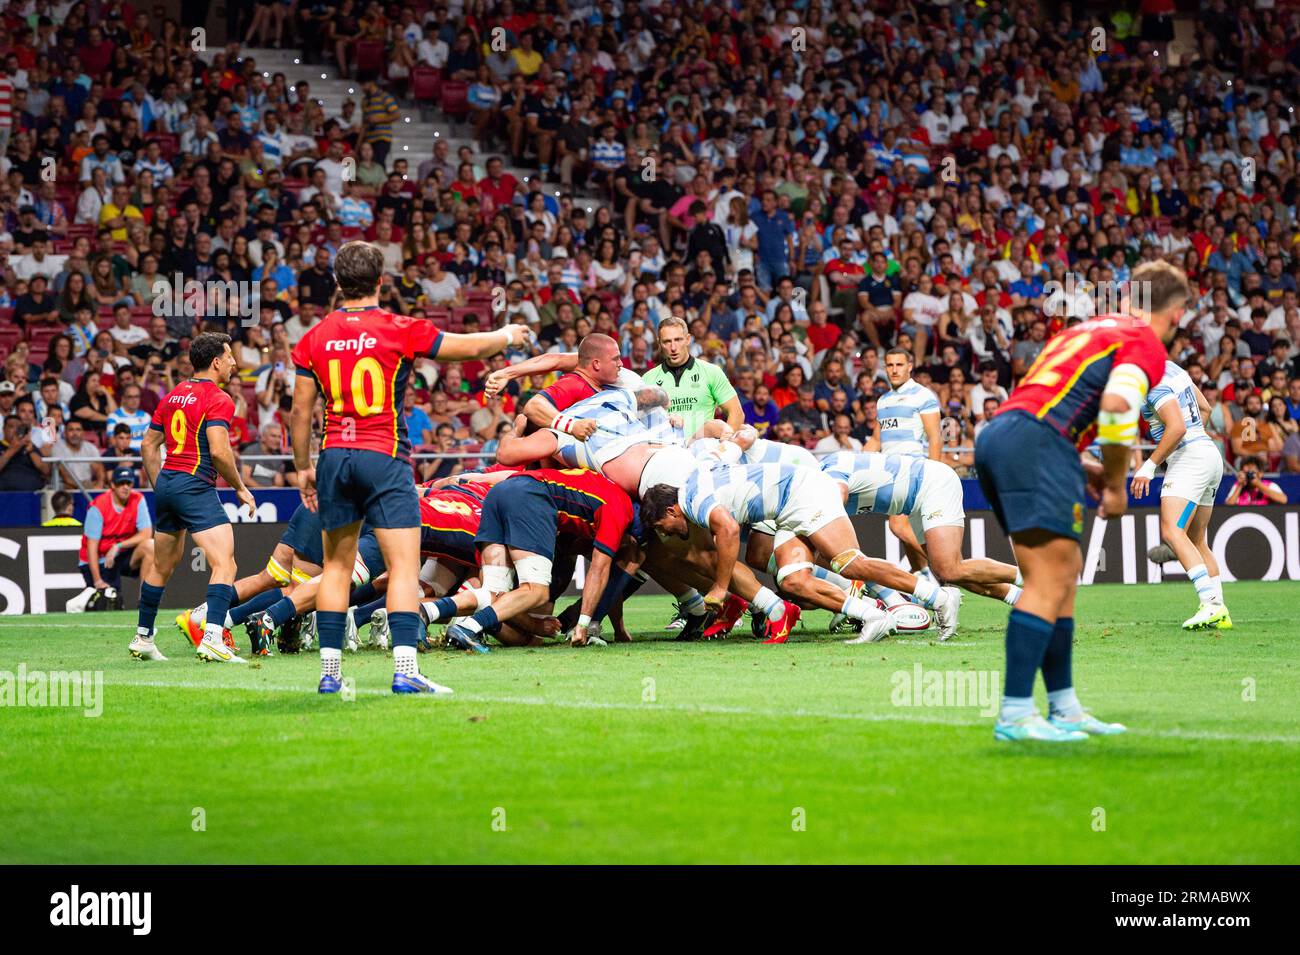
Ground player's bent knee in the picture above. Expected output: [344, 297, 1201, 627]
[775, 561, 815, 588]
[514, 555, 553, 587]
[482, 565, 516, 593]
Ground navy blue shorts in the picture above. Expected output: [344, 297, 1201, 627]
[154, 471, 229, 534]
[356, 530, 385, 580]
[316, 448, 418, 532]
[475, 477, 557, 560]
[975, 411, 1086, 541]
[280, 505, 325, 566]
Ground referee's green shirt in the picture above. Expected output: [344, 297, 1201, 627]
[642, 357, 737, 436]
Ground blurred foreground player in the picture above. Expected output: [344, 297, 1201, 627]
[130, 333, 256, 662]
[290, 240, 529, 694]
[974, 262, 1188, 742]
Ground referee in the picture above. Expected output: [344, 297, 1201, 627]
[642, 317, 744, 436]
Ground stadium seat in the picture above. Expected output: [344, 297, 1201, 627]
[411, 67, 443, 103]
[354, 40, 386, 77]
[439, 81, 469, 119]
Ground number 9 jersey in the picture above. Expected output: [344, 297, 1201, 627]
[149, 378, 236, 485]
[290, 305, 444, 462]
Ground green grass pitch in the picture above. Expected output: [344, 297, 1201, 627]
[1, 583, 1297, 864]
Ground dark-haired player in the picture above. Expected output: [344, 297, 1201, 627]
[289, 240, 530, 694]
[974, 261, 1187, 742]
[130, 332, 256, 663]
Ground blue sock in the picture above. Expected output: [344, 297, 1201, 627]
[203, 583, 236, 637]
[229, 589, 281, 626]
[388, 610, 423, 648]
[137, 582, 165, 633]
[318, 610, 347, 651]
[430, 595, 458, 621]
[350, 581, 378, 606]
[1041, 617, 1074, 692]
[355, 594, 387, 621]
[1004, 609, 1055, 699]
[469, 606, 500, 631]
[266, 595, 298, 628]
[593, 566, 635, 624]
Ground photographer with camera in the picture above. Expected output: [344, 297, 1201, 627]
[1224, 455, 1287, 506]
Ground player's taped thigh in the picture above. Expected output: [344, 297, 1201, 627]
[265, 557, 292, 587]
[419, 558, 440, 586]
[482, 565, 517, 593]
[830, 549, 867, 575]
[775, 561, 815, 586]
[513, 555, 553, 587]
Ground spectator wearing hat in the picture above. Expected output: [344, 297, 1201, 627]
[78, 465, 154, 591]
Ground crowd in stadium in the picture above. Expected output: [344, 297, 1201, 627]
[0, 0, 1299, 502]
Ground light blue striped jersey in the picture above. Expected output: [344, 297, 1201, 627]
[820, 450, 927, 517]
[553, 385, 679, 470]
[876, 378, 940, 457]
[690, 436, 818, 469]
[1142, 360, 1211, 450]
[679, 462, 801, 528]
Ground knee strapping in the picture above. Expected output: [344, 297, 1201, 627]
[776, 561, 815, 586]
[830, 549, 865, 574]
[265, 557, 291, 587]
[514, 555, 553, 587]
[290, 567, 314, 584]
[482, 565, 516, 593]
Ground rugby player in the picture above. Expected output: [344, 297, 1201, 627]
[973, 261, 1186, 742]
[1131, 361, 1231, 630]
[129, 333, 256, 663]
[866, 348, 941, 582]
[290, 240, 529, 695]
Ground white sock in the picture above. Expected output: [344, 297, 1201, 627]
[1187, 564, 1216, 605]
[1003, 584, 1023, 607]
[865, 583, 908, 608]
[751, 586, 784, 622]
[917, 567, 936, 584]
[203, 622, 225, 643]
[911, 574, 941, 609]
[461, 617, 484, 634]
[678, 591, 706, 616]
[1208, 575, 1224, 606]
[1014, 569, 1024, 587]
[841, 594, 880, 621]
[191, 602, 207, 626]
[223, 611, 234, 628]
[1000, 695, 1036, 723]
[135, 626, 155, 639]
[393, 645, 418, 676]
[812, 565, 853, 592]
[1047, 687, 1083, 719]
[321, 647, 341, 678]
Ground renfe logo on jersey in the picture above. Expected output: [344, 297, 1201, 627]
[324, 334, 379, 354]
[167, 392, 199, 407]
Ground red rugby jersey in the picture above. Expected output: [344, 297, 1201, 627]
[290, 305, 444, 461]
[149, 378, 236, 485]
[516, 467, 634, 558]
[417, 483, 491, 567]
[998, 314, 1167, 445]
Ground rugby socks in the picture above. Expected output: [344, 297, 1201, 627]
[388, 610, 423, 649]
[393, 645, 418, 676]
[1000, 609, 1054, 723]
[428, 595, 459, 622]
[202, 584, 236, 642]
[593, 566, 636, 623]
[677, 590, 707, 617]
[751, 586, 784, 623]
[910, 574, 942, 609]
[356, 594, 387, 621]
[191, 600, 208, 627]
[864, 582, 908, 608]
[228, 590, 281, 627]
[350, 582, 379, 607]
[1188, 564, 1216, 605]
[1207, 574, 1224, 606]
[319, 609, 346, 679]
[137, 582, 166, 636]
[841, 594, 879, 622]
[811, 565, 853, 593]
[1041, 616, 1074, 694]
[1003, 584, 1023, 607]
[463, 606, 500, 634]
[264, 595, 299, 629]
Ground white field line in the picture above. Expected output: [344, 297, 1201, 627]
[70, 676, 1300, 745]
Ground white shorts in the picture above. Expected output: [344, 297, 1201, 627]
[1161, 440, 1223, 507]
[637, 444, 696, 497]
[773, 469, 848, 541]
[907, 464, 966, 539]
